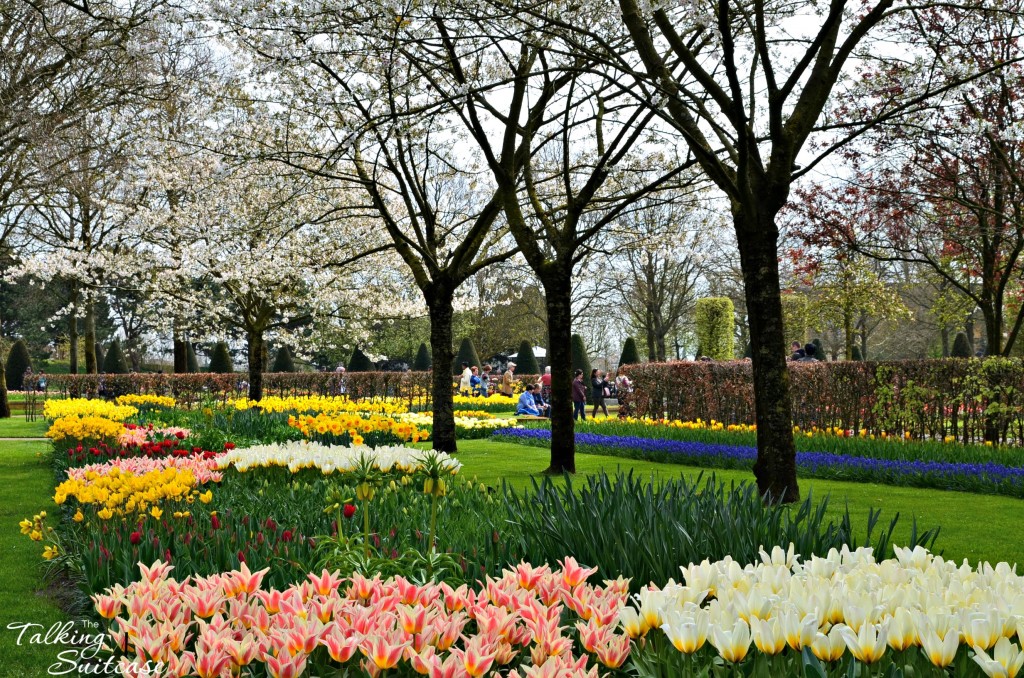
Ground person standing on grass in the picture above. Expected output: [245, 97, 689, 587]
[470, 365, 483, 396]
[459, 362, 473, 394]
[515, 383, 541, 416]
[480, 364, 492, 397]
[501, 362, 516, 396]
[541, 366, 552, 401]
[572, 369, 587, 421]
[591, 368, 610, 418]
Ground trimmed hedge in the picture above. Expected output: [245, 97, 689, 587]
[623, 357, 1024, 445]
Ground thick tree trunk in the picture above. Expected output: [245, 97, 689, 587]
[941, 327, 950, 357]
[173, 336, 188, 374]
[427, 290, 458, 453]
[69, 314, 79, 375]
[542, 271, 576, 473]
[0, 307, 9, 418]
[735, 210, 799, 503]
[843, 308, 854, 360]
[84, 301, 97, 374]
[247, 329, 265, 400]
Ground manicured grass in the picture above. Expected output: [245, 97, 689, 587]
[0, 417, 48, 438]
[0, 441, 68, 677]
[450, 439, 1024, 567]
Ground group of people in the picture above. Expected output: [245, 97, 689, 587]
[789, 341, 824, 362]
[458, 361, 632, 419]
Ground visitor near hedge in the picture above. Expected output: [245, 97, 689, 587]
[789, 341, 805, 361]
[541, 366, 552, 400]
[572, 369, 587, 421]
[501, 362, 516, 396]
[591, 369, 610, 418]
[798, 343, 818, 362]
[515, 383, 541, 416]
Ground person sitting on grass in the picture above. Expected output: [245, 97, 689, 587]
[531, 382, 550, 416]
[516, 383, 541, 416]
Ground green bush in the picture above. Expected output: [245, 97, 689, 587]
[503, 471, 938, 593]
[515, 340, 540, 374]
[781, 293, 809, 346]
[348, 347, 375, 372]
[5, 339, 32, 390]
[186, 342, 200, 373]
[952, 331, 973, 358]
[812, 336, 825, 361]
[208, 342, 234, 373]
[412, 342, 432, 371]
[102, 339, 130, 374]
[452, 338, 481, 374]
[618, 337, 640, 367]
[851, 344, 864, 361]
[272, 345, 296, 372]
[694, 298, 735, 360]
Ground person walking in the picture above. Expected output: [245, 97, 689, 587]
[591, 368, 610, 418]
[501, 362, 516, 396]
[572, 369, 587, 421]
[470, 366, 483, 396]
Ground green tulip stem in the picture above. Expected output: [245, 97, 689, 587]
[427, 490, 439, 579]
[363, 499, 371, 559]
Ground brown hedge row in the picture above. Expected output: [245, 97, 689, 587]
[621, 358, 1024, 444]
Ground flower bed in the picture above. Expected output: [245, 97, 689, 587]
[494, 428, 1024, 497]
[216, 441, 461, 476]
[233, 395, 410, 415]
[43, 398, 138, 421]
[92, 545, 1024, 677]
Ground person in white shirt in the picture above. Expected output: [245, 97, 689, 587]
[459, 362, 473, 394]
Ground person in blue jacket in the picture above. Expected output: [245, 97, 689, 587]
[516, 384, 541, 416]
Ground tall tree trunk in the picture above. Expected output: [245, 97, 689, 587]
[0, 306, 9, 418]
[427, 289, 458, 453]
[69, 316, 79, 376]
[941, 326, 950, 357]
[541, 270, 576, 473]
[173, 334, 188, 374]
[735, 210, 799, 503]
[84, 301, 97, 374]
[645, 305, 656, 361]
[247, 329, 265, 400]
[843, 307, 854, 360]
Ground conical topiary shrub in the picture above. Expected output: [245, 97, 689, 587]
[951, 332, 973, 358]
[348, 347, 375, 372]
[272, 345, 296, 372]
[208, 342, 234, 373]
[452, 338, 481, 374]
[95, 342, 106, 370]
[850, 345, 864, 361]
[186, 342, 200, 373]
[5, 339, 32, 390]
[618, 337, 640, 367]
[812, 337, 825, 361]
[412, 342, 432, 371]
[102, 339, 129, 374]
[515, 340, 540, 374]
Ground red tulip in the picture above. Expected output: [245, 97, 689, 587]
[129, 531, 142, 545]
[343, 504, 357, 519]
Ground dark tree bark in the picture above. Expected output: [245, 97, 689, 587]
[68, 311, 79, 375]
[173, 334, 188, 374]
[736, 210, 799, 502]
[0, 307, 9, 418]
[247, 329, 265, 400]
[84, 301, 97, 374]
[427, 288, 458, 453]
[540, 268, 576, 473]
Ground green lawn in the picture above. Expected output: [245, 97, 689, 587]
[0, 441, 68, 677]
[449, 439, 1024, 567]
[0, 417, 48, 438]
